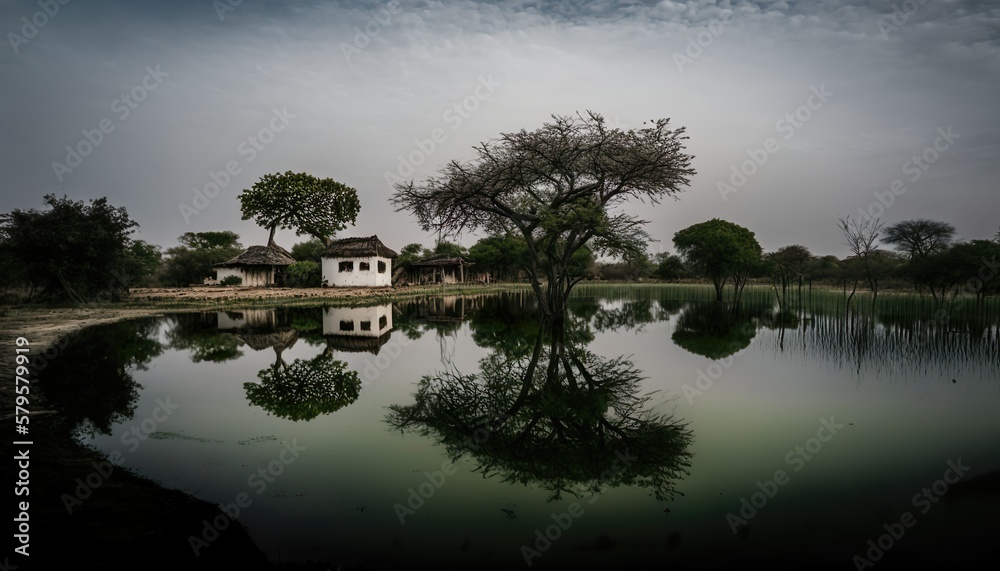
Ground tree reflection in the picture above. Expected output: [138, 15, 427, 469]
[243, 332, 361, 422]
[387, 318, 693, 502]
[671, 302, 760, 359]
[165, 313, 245, 363]
[37, 319, 163, 437]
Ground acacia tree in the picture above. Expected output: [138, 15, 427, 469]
[238, 171, 361, 248]
[882, 219, 955, 260]
[390, 111, 696, 320]
[673, 219, 762, 303]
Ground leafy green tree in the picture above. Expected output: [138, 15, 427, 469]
[178, 231, 241, 250]
[469, 234, 529, 281]
[159, 232, 242, 287]
[286, 261, 322, 287]
[0, 194, 140, 302]
[653, 252, 685, 281]
[911, 240, 1000, 302]
[238, 171, 361, 248]
[391, 111, 696, 321]
[673, 219, 762, 303]
[428, 240, 468, 259]
[290, 238, 327, 262]
[621, 248, 654, 281]
[120, 240, 162, 287]
[395, 243, 425, 269]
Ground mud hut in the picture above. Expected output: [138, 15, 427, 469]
[213, 244, 295, 287]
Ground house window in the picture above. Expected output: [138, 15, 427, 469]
[339, 261, 353, 272]
[360, 321, 372, 331]
[378, 261, 387, 273]
[359, 261, 370, 271]
[378, 315, 388, 330]
[339, 320, 354, 332]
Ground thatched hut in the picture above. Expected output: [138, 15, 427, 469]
[321, 235, 398, 287]
[213, 244, 295, 287]
[403, 257, 478, 285]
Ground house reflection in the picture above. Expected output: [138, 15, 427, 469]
[323, 304, 393, 354]
[216, 308, 279, 331]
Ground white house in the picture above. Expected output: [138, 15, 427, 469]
[213, 244, 295, 287]
[321, 235, 398, 287]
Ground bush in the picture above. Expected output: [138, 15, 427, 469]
[220, 275, 243, 286]
[286, 261, 322, 288]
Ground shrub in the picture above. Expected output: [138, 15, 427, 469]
[220, 275, 243, 286]
[286, 261, 322, 288]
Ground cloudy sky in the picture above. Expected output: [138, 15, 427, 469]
[2, 0, 997, 258]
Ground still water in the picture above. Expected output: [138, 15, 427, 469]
[41, 285, 1000, 568]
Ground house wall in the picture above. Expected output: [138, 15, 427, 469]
[322, 256, 393, 287]
[215, 266, 278, 287]
[408, 265, 465, 284]
[322, 305, 393, 337]
[215, 267, 244, 285]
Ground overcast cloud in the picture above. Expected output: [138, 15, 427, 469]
[2, 0, 998, 257]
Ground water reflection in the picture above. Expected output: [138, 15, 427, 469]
[37, 319, 163, 436]
[32, 287, 1000, 567]
[386, 316, 695, 502]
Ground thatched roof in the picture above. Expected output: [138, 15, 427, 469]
[325, 330, 392, 354]
[409, 257, 473, 268]
[323, 235, 398, 259]
[214, 244, 295, 268]
[235, 329, 299, 352]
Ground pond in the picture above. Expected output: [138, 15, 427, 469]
[40, 285, 1000, 568]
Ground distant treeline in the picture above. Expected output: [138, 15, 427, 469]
[1, 194, 997, 304]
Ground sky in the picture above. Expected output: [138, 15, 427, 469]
[2, 0, 998, 259]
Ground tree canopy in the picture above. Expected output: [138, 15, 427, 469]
[239, 171, 361, 248]
[159, 231, 243, 287]
[883, 219, 955, 260]
[673, 219, 762, 302]
[391, 111, 696, 318]
[0, 194, 140, 302]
